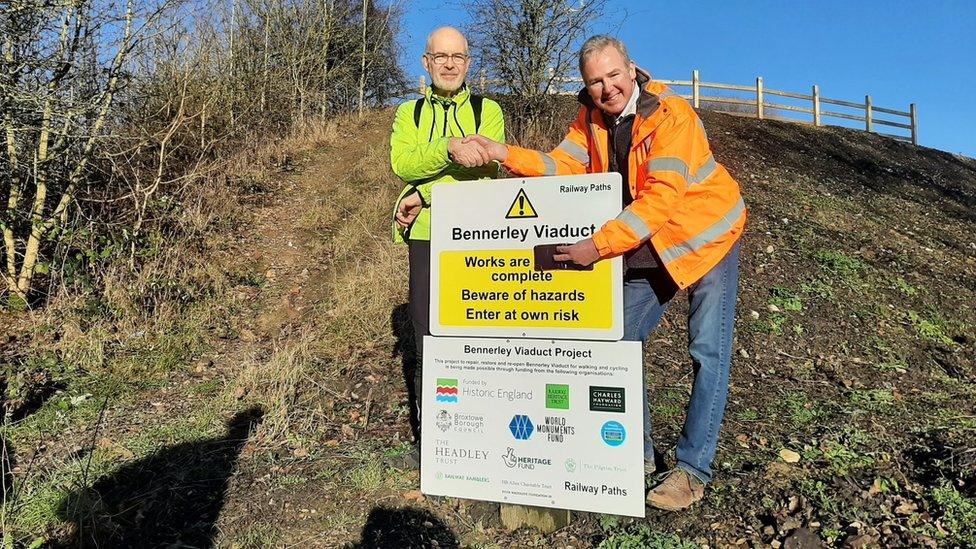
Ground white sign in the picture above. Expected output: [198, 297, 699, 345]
[429, 174, 623, 340]
[420, 336, 646, 517]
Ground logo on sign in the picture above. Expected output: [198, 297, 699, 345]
[589, 386, 625, 413]
[600, 421, 626, 446]
[438, 471, 490, 484]
[509, 414, 534, 440]
[432, 440, 491, 464]
[565, 458, 577, 473]
[461, 380, 534, 402]
[435, 410, 452, 432]
[545, 384, 570, 410]
[502, 447, 552, 469]
[536, 415, 575, 443]
[434, 410, 485, 434]
[436, 379, 458, 403]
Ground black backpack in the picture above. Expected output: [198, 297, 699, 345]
[413, 94, 484, 133]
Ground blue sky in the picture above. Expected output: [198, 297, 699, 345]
[401, 0, 975, 156]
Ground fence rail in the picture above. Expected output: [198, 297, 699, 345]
[420, 69, 918, 145]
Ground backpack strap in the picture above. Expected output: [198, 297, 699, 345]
[413, 97, 426, 128]
[414, 94, 483, 133]
[470, 94, 484, 132]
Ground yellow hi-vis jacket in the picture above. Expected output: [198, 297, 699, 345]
[390, 85, 505, 243]
[503, 69, 746, 289]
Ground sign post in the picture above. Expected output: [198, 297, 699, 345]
[421, 174, 646, 520]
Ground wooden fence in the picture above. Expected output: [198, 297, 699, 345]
[419, 69, 918, 145]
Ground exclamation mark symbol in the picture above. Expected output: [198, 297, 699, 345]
[506, 189, 537, 219]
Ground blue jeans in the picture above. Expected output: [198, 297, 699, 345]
[623, 241, 740, 484]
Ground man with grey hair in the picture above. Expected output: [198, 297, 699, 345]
[390, 26, 505, 468]
[466, 35, 746, 510]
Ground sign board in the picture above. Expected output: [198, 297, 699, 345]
[420, 336, 645, 517]
[429, 174, 623, 340]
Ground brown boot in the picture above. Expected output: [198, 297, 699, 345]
[646, 469, 705, 511]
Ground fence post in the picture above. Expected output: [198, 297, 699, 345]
[812, 85, 821, 126]
[692, 69, 700, 108]
[480, 69, 487, 93]
[910, 103, 918, 145]
[756, 76, 764, 120]
[865, 95, 873, 132]
[419, 75, 426, 95]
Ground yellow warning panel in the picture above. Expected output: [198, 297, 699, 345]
[439, 249, 613, 329]
[505, 189, 538, 219]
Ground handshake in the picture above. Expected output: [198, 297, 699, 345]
[448, 134, 508, 167]
[395, 134, 509, 229]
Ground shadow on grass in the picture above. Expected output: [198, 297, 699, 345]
[391, 303, 420, 440]
[56, 406, 263, 548]
[356, 505, 459, 548]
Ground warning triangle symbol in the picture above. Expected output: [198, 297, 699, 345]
[505, 188, 539, 219]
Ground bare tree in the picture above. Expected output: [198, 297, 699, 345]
[465, 0, 606, 139]
[2, 1, 139, 309]
[0, 0, 408, 309]
[226, 0, 406, 124]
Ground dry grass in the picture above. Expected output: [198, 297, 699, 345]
[235, 115, 408, 444]
[36, 115, 360, 379]
[318, 142, 406, 348]
[23, 176, 247, 379]
[2, 111, 403, 545]
[277, 116, 345, 155]
[235, 330, 327, 442]
[222, 116, 349, 193]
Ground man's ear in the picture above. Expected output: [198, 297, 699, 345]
[628, 61, 636, 80]
[421, 54, 430, 74]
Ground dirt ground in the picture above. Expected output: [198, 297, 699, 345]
[3, 104, 975, 548]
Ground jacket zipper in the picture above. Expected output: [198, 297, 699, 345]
[442, 102, 449, 136]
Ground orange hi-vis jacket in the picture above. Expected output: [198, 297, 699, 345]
[503, 69, 746, 289]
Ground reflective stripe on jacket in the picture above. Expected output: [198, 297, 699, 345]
[503, 69, 746, 289]
[390, 85, 505, 242]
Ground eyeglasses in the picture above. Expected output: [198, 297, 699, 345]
[425, 52, 470, 65]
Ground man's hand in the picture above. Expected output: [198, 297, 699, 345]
[554, 238, 601, 267]
[448, 137, 491, 167]
[395, 190, 423, 229]
[463, 134, 508, 162]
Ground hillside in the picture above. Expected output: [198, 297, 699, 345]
[2, 106, 975, 547]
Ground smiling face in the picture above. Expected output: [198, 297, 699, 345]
[581, 45, 637, 116]
[422, 27, 470, 95]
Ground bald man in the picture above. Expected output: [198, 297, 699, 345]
[390, 27, 505, 467]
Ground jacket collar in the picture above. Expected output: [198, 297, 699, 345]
[426, 83, 471, 106]
[634, 68, 660, 119]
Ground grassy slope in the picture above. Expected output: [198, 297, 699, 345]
[2, 107, 975, 548]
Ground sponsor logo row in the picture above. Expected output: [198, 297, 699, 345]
[431, 447, 629, 497]
[436, 409, 624, 448]
[436, 379, 626, 414]
[432, 440, 630, 475]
